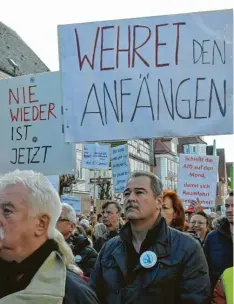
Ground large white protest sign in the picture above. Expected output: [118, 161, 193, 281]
[82, 143, 110, 169]
[58, 9, 233, 142]
[111, 144, 130, 193]
[0, 72, 76, 174]
[178, 154, 219, 208]
[61, 195, 81, 215]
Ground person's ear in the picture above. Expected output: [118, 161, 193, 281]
[35, 213, 50, 237]
[70, 223, 76, 232]
[156, 195, 163, 210]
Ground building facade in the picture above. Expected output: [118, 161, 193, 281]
[154, 138, 179, 190]
[72, 140, 151, 199]
[178, 137, 207, 155]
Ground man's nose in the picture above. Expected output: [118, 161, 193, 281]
[128, 192, 136, 202]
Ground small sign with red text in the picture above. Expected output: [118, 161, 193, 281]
[178, 154, 219, 208]
[0, 72, 76, 174]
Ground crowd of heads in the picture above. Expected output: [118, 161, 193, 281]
[0, 169, 233, 264]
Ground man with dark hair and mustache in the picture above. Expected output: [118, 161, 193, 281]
[90, 171, 210, 304]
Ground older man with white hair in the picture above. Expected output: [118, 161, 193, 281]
[57, 203, 97, 277]
[57, 203, 77, 240]
[0, 170, 99, 304]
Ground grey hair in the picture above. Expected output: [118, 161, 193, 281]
[212, 216, 228, 230]
[94, 223, 107, 239]
[130, 171, 163, 198]
[54, 229, 83, 275]
[0, 170, 61, 239]
[61, 203, 77, 224]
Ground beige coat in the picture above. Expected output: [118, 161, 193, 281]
[1, 251, 66, 304]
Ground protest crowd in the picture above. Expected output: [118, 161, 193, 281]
[0, 6, 233, 304]
[0, 169, 233, 303]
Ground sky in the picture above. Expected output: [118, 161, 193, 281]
[0, 0, 233, 162]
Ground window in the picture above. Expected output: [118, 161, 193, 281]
[160, 158, 168, 187]
[183, 145, 189, 153]
[171, 142, 176, 153]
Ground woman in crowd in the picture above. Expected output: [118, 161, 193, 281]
[162, 190, 185, 231]
[71, 225, 98, 277]
[189, 211, 212, 245]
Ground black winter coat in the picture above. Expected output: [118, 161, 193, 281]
[67, 233, 98, 277]
[94, 229, 120, 252]
[63, 270, 99, 304]
[204, 219, 233, 289]
[90, 216, 211, 304]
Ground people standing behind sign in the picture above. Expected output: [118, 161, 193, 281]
[204, 191, 233, 290]
[94, 201, 122, 252]
[162, 189, 185, 231]
[189, 211, 212, 245]
[0, 170, 99, 304]
[90, 171, 210, 304]
[57, 204, 98, 277]
[185, 198, 204, 222]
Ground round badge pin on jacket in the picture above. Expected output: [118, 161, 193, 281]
[74, 255, 82, 263]
[140, 251, 157, 268]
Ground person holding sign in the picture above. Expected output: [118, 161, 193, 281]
[90, 171, 210, 303]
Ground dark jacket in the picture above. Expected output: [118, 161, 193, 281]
[67, 233, 98, 277]
[204, 218, 233, 289]
[90, 216, 210, 304]
[94, 229, 120, 252]
[63, 270, 99, 304]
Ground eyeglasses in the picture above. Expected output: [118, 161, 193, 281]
[57, 217, 70, 223]
[190, 221, 206, 226]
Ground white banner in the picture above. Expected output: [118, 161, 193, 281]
[82, 143, 110, 169]
[178, 154, 219, 208]
[61, 195, 81, 215]
[111, 144, 130, 193]
[58, 9, 233, 142]
[0, 72, 76, 174]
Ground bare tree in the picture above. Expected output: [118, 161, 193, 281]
[98, 180, 112, 200]
[59, 174, 78, 196]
